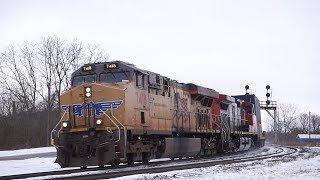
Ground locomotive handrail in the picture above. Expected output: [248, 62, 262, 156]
[110, 104, 126, 130]
[110, 104, 127, 158]
[102, 111, 121, 143]
[51, 111, 67, 147]
[221, 116, 231, 141]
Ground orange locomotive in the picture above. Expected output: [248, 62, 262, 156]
[51, 61, 265, 168]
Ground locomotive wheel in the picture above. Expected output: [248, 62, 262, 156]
[127, 154, 134, 165]
[128, 160, 134, 165]
[58, 149, 70, 168]
[142, 152, 150, 164]
[110, 160, 120, 167]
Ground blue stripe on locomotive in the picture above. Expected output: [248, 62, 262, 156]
[232, 94, 262, 124]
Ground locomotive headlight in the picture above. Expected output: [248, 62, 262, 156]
[85, 92, 91, 97]
[96, 119, 103, 125]
[62, 122, 68, 128]
[85, 87, 91, 93]
[84, 87, 92, 97]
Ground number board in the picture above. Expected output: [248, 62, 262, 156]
[82, 65, 93, 71]
[105, 63, 118, 69]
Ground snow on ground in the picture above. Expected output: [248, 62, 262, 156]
[114, 147, 320, 180]
[0, 146, 55, 157]
[0, 146, 76, 176]
[0, 146, 320, 179]
[0, 157, 61, 176]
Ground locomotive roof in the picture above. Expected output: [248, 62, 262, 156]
[232, 94, 260, 104]
[71, 60, 148, 78]
[183, 83, 219, 98]
[73, 61, 219, 96]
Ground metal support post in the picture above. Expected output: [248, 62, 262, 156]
[274, 109, 278, 144]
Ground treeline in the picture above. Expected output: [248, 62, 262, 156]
[265, 103, 320, 145]
[0, 36, 108, 150]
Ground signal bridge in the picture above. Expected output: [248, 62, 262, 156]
[260, 100, 278, 143]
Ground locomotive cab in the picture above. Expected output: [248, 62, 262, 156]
[52, 62, 137, 167]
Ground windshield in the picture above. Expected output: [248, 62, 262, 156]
[100, 72, 129, 83]
[72, 75, 96, 86]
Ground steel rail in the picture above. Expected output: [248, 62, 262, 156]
[0, 146, 297, 180]
[65, 146, 297, 180]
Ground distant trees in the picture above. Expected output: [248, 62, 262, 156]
[277, 103, 299, 141]
[267, 103, 320, 144]
[310, 114, 320, 134]
[0, 36, 108, 149]
[299, 113, 309, 133]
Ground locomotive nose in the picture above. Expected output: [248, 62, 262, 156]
[59, 83, 125, 131]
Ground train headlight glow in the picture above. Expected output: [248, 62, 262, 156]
[96, 119, 103, 125]
[84, 87, 92, 97]
[85, 87, 91, 93]
[85, 92, 91, 97]
[62, 122, 68, 128]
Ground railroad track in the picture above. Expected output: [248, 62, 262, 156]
[0, 146, 298, 180]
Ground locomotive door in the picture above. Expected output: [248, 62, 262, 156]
[135, 90, 150, 127]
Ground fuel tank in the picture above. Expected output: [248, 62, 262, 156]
[162, 138, 201, 158]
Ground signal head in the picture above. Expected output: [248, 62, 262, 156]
[266, 100, 271, 105]
[245, 85, 249, 90]
[266, 85, 270, 90]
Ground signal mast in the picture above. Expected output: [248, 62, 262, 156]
[259, 85, 278, 143]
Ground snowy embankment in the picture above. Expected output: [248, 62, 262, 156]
[0, 146, 320, 179]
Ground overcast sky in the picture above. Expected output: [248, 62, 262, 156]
[1, 0, 319, 128]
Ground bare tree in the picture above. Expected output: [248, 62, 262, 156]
[298, 113, 309, 133]
[63, 39, 84, 89]
[278, 103, 299, 141]
[0, 44, 44, 148]
[0, 45, 39, 114]
[37, 36, 59, 146]
[0, 36, 109, 149]
[310, 114, 320, 134]
[37, 36, 109, 145]
[20, 42, 38, 112]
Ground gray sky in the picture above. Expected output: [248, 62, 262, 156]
[1, 0, 320, 126]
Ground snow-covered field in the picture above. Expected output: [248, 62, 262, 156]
[0, 147, 55, 157]
[118, 147, 320, 180]
[0, 147, 75, 176]
[0, 146, 319, 179]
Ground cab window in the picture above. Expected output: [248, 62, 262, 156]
[72, 75, 96, 86]
[100, 72, 129, 83]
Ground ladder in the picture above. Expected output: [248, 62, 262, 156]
[102, 104, 127, 161]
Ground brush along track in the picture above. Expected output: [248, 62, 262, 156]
[0, 146, 298, 180]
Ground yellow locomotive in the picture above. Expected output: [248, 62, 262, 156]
[51, 61, 265, 168]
